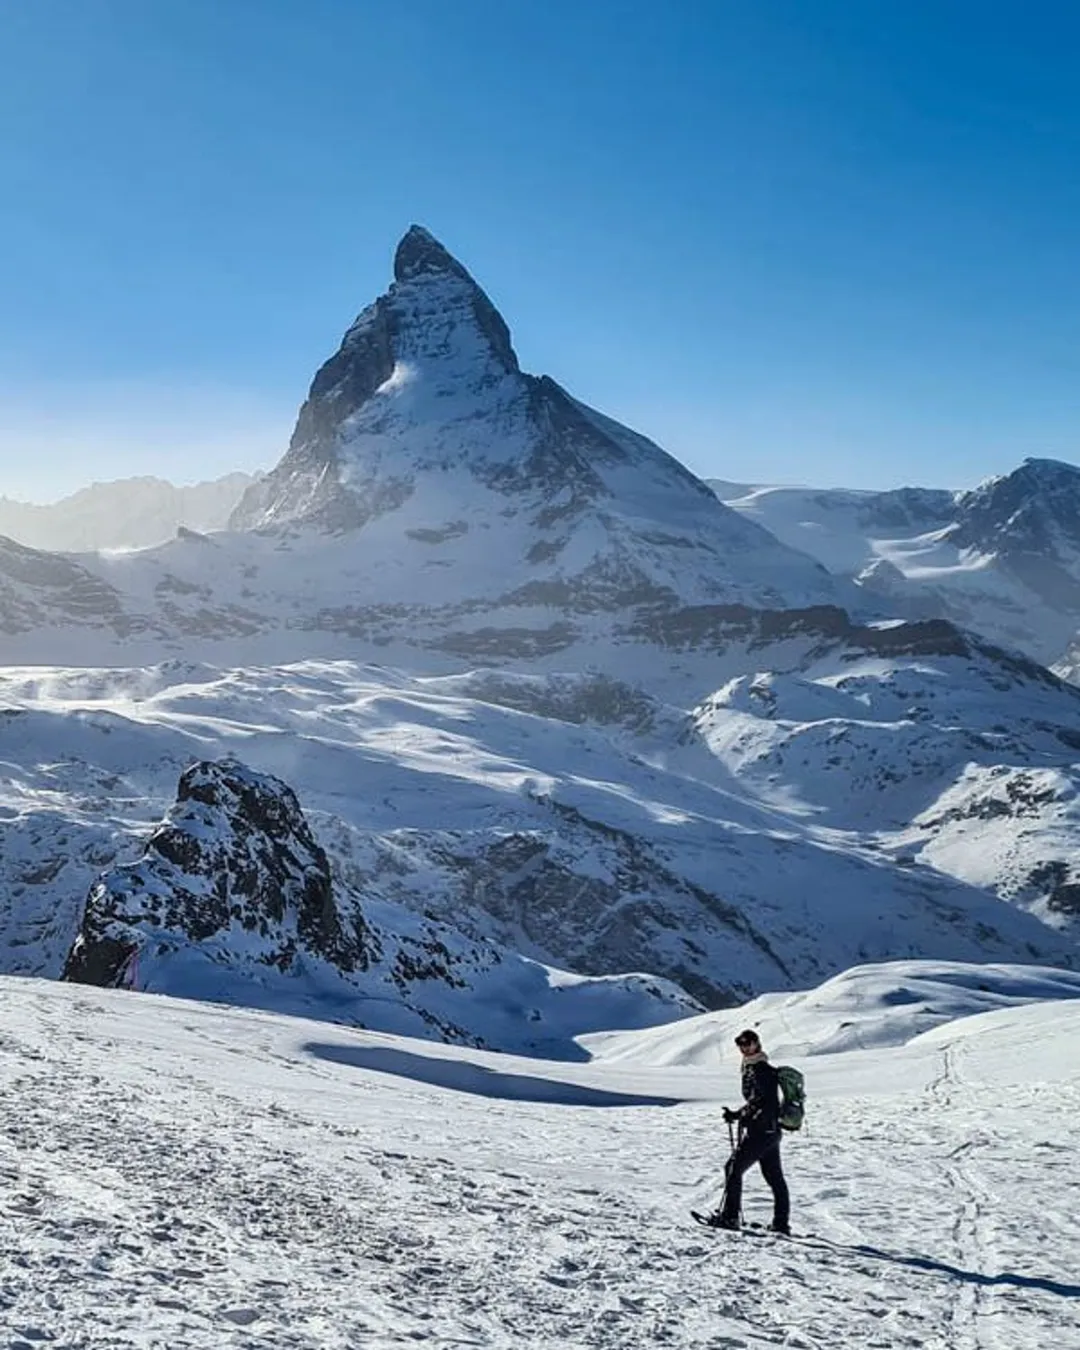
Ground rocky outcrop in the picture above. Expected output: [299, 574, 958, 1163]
[52, 754, 699, 1053]
[952, 459, 1080, 555]
[64, 759, 371, 987]
[949, 459, 1080, 614]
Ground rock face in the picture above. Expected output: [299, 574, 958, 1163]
[950, 459, 1080, 613]
[0, 536, 131, 636]
[231, 225, 837, 616]
[37, 660, 1077, 1021]
[64, 760, 368, 987]
[5, 229, 1080, 1040]
[54, 753, 698, 1053]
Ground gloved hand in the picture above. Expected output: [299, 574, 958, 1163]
[722, 1107, 741, 1124]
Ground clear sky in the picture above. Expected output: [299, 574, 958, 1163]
[3, 0, 1080, 502]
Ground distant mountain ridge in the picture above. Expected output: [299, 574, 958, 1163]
[0, 473, 256, 553]
[711, 458, 1080, 669]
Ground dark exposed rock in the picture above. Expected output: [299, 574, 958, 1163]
[64, 759, 372, 987]
[1028, 861, 1080, 916]
[431, 624, 580, 659]
[623, 603, 972, 659]
[394, 223, 519, 372]
[362, 797, 796, 1009]
[951, 459, 1080, 614]
[624, 602, 1076, 694]
[918, 772, 1061, 831]
[855, 487, 956, 533]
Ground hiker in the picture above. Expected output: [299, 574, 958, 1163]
[705, 1028, 790, 1234]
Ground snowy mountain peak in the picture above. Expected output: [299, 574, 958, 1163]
[228, 227, 838, 618]
[956, 457, 1080, 542]
[948, 457, 1080, 617]
[395, 223, 476, 283]
[383, 221, 519, 377]
[387, 226, 517, 373]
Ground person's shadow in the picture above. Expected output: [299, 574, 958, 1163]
[803, 1234, 1078, 1300]
[305, 1041, 683, 1108]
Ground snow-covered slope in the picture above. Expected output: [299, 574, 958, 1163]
[1, 658, 1076, 1043]
[687, 643, 1080, 931]
[59, 754, 696, 1055]
[3, 229, 1080, 1041]
[2, 970, 1077, 1347]
[0, 473, 255, 552]
[711, 460, 1080, 669]
[584, 958, 1080, 1062]
[0, 228, 844, 664]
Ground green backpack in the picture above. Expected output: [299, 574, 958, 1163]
[777, 1065, 806, 1132]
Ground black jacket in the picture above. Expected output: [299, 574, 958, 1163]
[739, 1058, 781, 1133]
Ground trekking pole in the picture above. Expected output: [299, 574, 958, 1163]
[726, 1117, 744, 1227]
[715, 1117, 738, 1222]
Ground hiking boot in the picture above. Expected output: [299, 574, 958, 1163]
[768, 1221, 791, 1236]
[707, 1213, 740, 1230]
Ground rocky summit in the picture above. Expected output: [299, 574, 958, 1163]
[229, 225, 837, 617]
[950, 458, 1080, 617]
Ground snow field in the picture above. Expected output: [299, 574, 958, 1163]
[714, 471, 1080, 669]
[1, 659, 1074, 1039]
[1, 978, 1077, 1349]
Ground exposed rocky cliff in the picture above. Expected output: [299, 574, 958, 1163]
[57, 754, 696, 1051]
[64, 759, 367, 987]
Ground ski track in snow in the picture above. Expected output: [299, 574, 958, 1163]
[1, 982, 1077, 1349]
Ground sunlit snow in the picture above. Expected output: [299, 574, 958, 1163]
[1, 968, 1077, 1347]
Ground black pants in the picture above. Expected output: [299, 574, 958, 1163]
[719, 1128, 789, 1228]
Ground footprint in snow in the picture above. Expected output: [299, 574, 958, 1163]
[220, 1307, 262, 1326]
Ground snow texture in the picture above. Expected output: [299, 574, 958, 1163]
[0, 965, 1077, 1347]
[227, 224, 831, 624]
[1, 656, 1077, 1053]
[0, 228, 1078, 1045]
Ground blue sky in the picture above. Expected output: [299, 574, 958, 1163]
[3, 0, 1080, 501]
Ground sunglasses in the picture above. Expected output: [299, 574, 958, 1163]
[735, 1037, 758, 1049]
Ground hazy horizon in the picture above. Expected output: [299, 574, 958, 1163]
[7, 444, 1080, 514]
